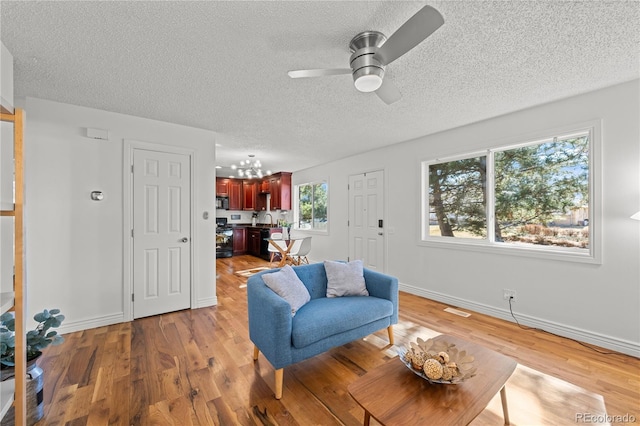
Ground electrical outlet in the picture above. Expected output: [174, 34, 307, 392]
[503, 289, 517, 302]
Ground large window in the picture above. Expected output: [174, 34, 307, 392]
[422, 126, 598, 261]
[295, 181, 328, 231]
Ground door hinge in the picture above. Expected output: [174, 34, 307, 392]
[131, 294, 134, 302]
[131, 229, 134, 238]
[131, 165, 134, 173]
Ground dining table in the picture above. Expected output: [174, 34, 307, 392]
[267, 237, 303, 267]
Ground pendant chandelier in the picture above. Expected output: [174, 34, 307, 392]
[231, 154, 271, 179]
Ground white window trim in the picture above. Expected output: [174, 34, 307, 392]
[419, 120, 602, 264]
[294, 179, 329, 234]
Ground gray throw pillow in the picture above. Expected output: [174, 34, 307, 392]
[324, 260, 369, 298]
[262, 265, 311, 316]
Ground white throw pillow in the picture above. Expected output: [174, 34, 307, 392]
[262, 265, 311, 316]
[324, 260, 369, 298]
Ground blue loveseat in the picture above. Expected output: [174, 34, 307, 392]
[247, 262, 399, 399]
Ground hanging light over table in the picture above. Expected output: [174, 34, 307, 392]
[230, 154, 272, 179]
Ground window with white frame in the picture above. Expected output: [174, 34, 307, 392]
[422, 126, 598, 261]
[295, 181, 328, 231]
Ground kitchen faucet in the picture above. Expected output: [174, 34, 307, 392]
[265, 213, 273, 227]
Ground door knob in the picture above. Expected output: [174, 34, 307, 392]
[180, 237, 189, 243]
[378, 232, 383, 236]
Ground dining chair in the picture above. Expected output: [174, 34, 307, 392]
[289, 236, 312, 265]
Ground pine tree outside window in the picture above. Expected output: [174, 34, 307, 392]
[421, 124, 600, 263]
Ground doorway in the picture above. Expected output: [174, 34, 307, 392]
[348, 170, 385, 271]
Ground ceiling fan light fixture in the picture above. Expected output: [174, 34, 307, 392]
[353, 64, 384, 92]
[286, 6, 445, 103]
[354, 73, 383, 92]
[350, 43, 385, 93]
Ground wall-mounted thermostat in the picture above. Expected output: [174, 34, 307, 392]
[91, 191, 104, 201]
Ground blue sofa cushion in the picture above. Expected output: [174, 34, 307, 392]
[291, 296, 394, 349]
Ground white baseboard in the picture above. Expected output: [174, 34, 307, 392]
[54, 298, 218, 336]
[56, 312, 125, 335]
[196, 296, 218, 308]
[399, 282, 640, 358]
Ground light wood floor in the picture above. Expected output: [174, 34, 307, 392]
[34, 255, 639, 425]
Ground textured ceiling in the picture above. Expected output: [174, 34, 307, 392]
[1, 1, 638, 177]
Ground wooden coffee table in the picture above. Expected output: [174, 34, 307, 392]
[348, 334, 517, 426]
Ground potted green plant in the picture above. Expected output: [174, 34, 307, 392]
[278, 219, 292, 239]
[0, 308, 65, 379]
[0, 309, 63, 424]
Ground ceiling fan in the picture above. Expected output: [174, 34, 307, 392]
[288, 5, 444, 105]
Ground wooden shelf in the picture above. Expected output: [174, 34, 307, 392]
[0, 378, 15, 419]
[0, 113, 16, 123]
[0, 108, 24, 425]
[0, 292, 14, 315]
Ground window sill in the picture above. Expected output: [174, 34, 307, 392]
[418, 238, 601, 264]
[294, 228, 328, 236]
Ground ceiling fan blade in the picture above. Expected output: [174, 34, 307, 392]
[374, 5, 444, 66]
[287, 68, 351, 78]
[375, 78, 402, 105]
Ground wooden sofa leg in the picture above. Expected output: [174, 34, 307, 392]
[275, 368, 284, 399]
[387, 325, 394, 345]
[252, 346, 283, 399]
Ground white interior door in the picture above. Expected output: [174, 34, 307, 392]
[133, 148, 191, 319]
[348, 170, 385, 271]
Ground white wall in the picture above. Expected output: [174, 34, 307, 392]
[21, 97, 217, 333]
[0, 40, 14, 295]
[294, 80, 640, 357]
[0, 122, 14, 294]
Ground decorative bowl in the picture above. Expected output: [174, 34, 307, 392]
[397, 337, 477, 384]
